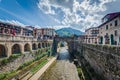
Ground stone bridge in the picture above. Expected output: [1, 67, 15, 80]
[52, 36, 78, 55]
[0, 34, 53, 58]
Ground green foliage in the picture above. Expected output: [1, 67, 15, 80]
[1, 58, 9, 65]
[30, 50, 33, 54]
[34, 52, 47, 61]
[60, 43, 64, 47]
[0, 50, 50, 80]
[0, 70, 17, 80]
[0, 54, 21, 65]
[76, 65, 85, 80]
[18, 52, 48, 70]
[17, 60, 33, 70]
[30, 59, 48, 73]
[0, 73, 6, 80]
[9, 54, 21, 60]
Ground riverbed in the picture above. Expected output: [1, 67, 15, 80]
[41, 47, 80, 80]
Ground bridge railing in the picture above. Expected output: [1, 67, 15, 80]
[0, 33, 37, 42]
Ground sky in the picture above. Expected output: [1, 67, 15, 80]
[0, 0, 120, 32]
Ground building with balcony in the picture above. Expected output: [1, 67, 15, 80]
[98, 12, 120, 45]
[0, 21, 33, 37]
[84, 27, 99, 44]
[36, 28, 55, 40]
[0, 22, 53, 58]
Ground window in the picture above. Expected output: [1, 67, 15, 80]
[106, 25, 108, 30]
[119, 37, 120, 43]
[115, 20, 118, 26]
[115, 30, 117, 36]
[110, 23, 112, 26]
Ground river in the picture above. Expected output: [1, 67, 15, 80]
[41, 47, 80, 80]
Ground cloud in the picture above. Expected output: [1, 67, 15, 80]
[38, 0, 118, 31]
[53, 25, 70, 30]
[37, 0, 55, 14]
[34, 25, 41, 28]
[0, 19, 27, 27]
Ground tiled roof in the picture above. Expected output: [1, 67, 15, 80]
[98, 12, 120, 28]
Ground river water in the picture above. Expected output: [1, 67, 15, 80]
[41, 47, 80, 80]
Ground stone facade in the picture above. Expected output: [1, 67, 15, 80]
[0, 34, 53, 58]
[0, 21, 53, 58]
[76, 42, 120, 80]
[83, 12, 120, 46]
[98, 13, 120, 45]
[36, 28, 56, 40]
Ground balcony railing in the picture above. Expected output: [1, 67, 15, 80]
[0, 33, 37, 42]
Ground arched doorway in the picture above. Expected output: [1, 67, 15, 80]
[42, 43, 45, 48]
[48, 43, 50, 47]
[38, 43, 41, 48]
[12, 44, 21, 54]
[32, 43, 37, 50]
[45, 43, 48, 47]
[0, 44, 7, 57]
[110, 34, 114, 45]
[100, 36, 103, 44]
[24, 43, 30, 51]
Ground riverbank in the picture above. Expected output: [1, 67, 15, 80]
[29, 57, 57, 80]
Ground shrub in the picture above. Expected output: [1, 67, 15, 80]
[17, 60, 33, 70]
[9, 54, 21, 60]
[0, 73, 6, 80]
[1, 58, 9, 65]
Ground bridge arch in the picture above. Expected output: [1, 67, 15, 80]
[24, 43, 31, 52]
[0, 44, 7, 57]
[52, 37, 74, 55]
[12, 44, 21, 54]
[32, 43, 37, 50]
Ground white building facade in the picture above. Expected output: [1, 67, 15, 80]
[84, 27, 99, 44]
[98, 12, 120, 45]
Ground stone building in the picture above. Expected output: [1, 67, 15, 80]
[0, 21, 33, 36]
[0, 21, 53, 58]
[84, 27, 99, 44]
[98, 12, 120, 45]
[36, 28, 55, 40]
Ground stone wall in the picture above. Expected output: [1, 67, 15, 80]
[0, 48, 49, 74]
[76, 43, 120, 80]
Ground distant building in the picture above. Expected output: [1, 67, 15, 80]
[98, 12, 120, 45]
[36, 28, 55, 40]
[0, 21, 33, 36]
[78, 35, 85, 43]
[84, 27, 99, 44]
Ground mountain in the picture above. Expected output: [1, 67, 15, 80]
[55, 27, 84, 37]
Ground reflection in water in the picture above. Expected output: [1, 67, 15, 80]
[41, 47, 80, 80]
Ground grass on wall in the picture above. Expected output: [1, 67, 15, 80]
[0, 54, 22, 65]
[30, 59, 48, 74]
[0, 51, 49, 80]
